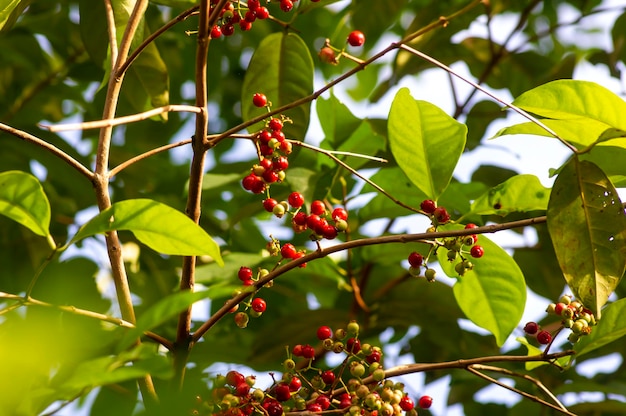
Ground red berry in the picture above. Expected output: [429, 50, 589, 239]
[310, 200, 326, 215]
[262, 169, 279, 183]
[272, 156, 289, 171]
[317, 325, 333, 340]
[288, 376, 301, 392]
[293, 211, 307, 226]
[235, 382, 251, 397]
[318, 47, 338, 64]
[399, 396, 414, 412]
[301, 344, 315, 359]
[266, 401, 283, 416]
[433, 206, 450, 224]
[316, 395, 331, 410]
[418, 395, 433, 409]
[257, 130, 272, 144]
[288, 192, 304, 208]
[238, 266, 253, 282]
[248, 0, 260, 11]
[271, 130, 286, 142]
[255, 6, 269, 19]
[306, 403, 323, 413]
[347, 30, 365, 47]
[465, 223, 478, 229]
[321, 370, 335, 385]
[210, 25, 222, 38]
[251, 297, 266, 313]
[268, 118, 283, 131]
[244, 10, 257, 22]
[260, 158, 272, 170]
[292, 344, 303, 356]
[279, 0, 293, 12]
[470, 245, 484, 258]
[420, 199, 437, 214]
[252, 93, 267, 107]
[524, 321, 539, 335]
[408, 251, 423, 268]
[366, 350, 381, 363]
[222, 23, 235, 36]
[306, 214, 322, 230]
[281, 243, 298, 259]
[346, 337, 361, 354]
[332, 207, 348, 221]
[263, 198, 278, 212]
[279, 140, 292, 155]
[226, 371, 245, 387]
[293, 251, 307, 268]
[537, 330, 552, 345]
[275, 384, 291, 402]
[239, 20, 252, 31]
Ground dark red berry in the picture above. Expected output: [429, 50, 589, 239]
[272, 156, 289, 171]
[317, 325, 333, 340]
[366, 350, 381, 363]
[251, 297, 266, 313]
[306, 403, 323, 413]
[262, 169, 279, 183]
[310, 200, 326, 215]
[288, 192, 304, 208]
[238, 266, 253, 282]
[408, 251, 423, 268]
[288, 376, 301, 392]
[524, 321, 539, 335]
[301, 344, 315, 359]
[306, 214, 322, 230]
[235, 382, 251, 397]
[268, 118, 283, 131]
[347, 30, 365, 47]
[293, 211, 307, 226]
[316, 395, 331, 410]
[470, 245, 484, 258]
[248, 0, 260, 11]
[263, 198, 278, 212]
[275, 384, 291, 402]
[346, 337, 361, 354]
[537, 330, 552, 345]
[281, 243, 298, 259]
[322, 225, 338, 240]
[257, 130, 272, 143]
[418, 395, 433, 409]
[266, 401, 283, 416]
[321, 370, 335, 385]
[252, 93, 267, 107]
[222, 23, 235, 36]
[433, 206, 450, 224]
[244, 10, 256, 22]
[255, 6, 269, 19]
[279, 0, 293, 12]
[226, 370, 245, 387]
[420, 199, 437, 214]
[399, 396, 414, 412]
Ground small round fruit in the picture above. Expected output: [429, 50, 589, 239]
[251, 297, 266, 313]
[226, 370, 245, 387]
[420, 199, 437, 214]
[537, 330, 552, 345]
[310, 200, 326, 215]
[281, 243, 298, 259]
[210, 25, 222, 38]
[301, 344, 315, 359]
[347, 30, 365, 47]
[317, 325, 333, 340]
[433, 206, 450, 224]
[408, 251, 423, 268]
[279, 0, 293, 12]
[288, 192, 304, 208]
[346, 337, 361, 353]
[275, 384, 291, 402]
[268, 117, 283, 131]
[347, 321, 360, 336]
[263, 198, 278, 212]
[238, 266, 253, 282]
[425, 268, 437, 282]
[321, 370, 335, 385]
[332, 207, 348, 221]
[470, 245, 484, 258]
[399, 396, 414, 412]
[418, 395, 433, 409]
[289, 376, 302, 392]
[524, 321, 539, 335]
[255, 6, 269, 19]
[266, 401, 283, 416]
[252, 93, 267, 107]
[318, 47, 338, 64]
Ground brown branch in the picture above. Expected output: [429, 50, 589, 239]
[191, 215, 547, 343]
[41, 105, 202, 132]
[0, 123, 93, 180]
[204, 0, 484, 149]
[467, 365, 576, 415]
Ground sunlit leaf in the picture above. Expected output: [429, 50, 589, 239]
[388, 88, 467, 200]
[0, 170, 51, 238]
[241, 32, 314, 139]
[467, 174, 550, 216]
[438, 230, 526, 346]
[575, 298, 626, 357]
[0, 0, 30, 32]
[516, 336, 572, 370]
[71, 199, 223, 263]
[195, 252, 265, 285]
[547, 159, 626, 318]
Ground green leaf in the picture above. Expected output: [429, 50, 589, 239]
[438, 231, 526, 346]
[316, 93, 361, 148]
[467, 174, 550, 217]
[70, 199, 223, 263]
[516, 337, 549, 370]
[241, 32, 314, 139]
[0, 0, 30, 32]
[0, 170, 51, 238]
[195, 252, 265, 285]
[388, 88, 467, 200]
[547, 159, 626, 318]
[575, 298, 626, 357]
[119, 289, 213, 350]
[511, 80, 626, 130]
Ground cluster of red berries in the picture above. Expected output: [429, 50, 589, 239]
[241, 102, 292, 195]
[319, 30, 365, 65]
[524, 295, 597, 345]
[227, 267, 272, 327]
[407, 251, 437, 282]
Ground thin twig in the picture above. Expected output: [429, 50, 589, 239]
[41, 105, 202, 132]
[397, 43, 579, 154]
[0, 122, 93, 179]
[466, 365, 576, 415]
[191, 215, 547, 343]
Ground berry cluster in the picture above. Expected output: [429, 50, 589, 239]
[227, 267, 272, 327]
[318, 30, 366, 65]
[524, 295, 597, 346]
[440, 223, 484, 277]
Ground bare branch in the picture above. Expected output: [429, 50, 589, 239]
[41, 105, 202, 132]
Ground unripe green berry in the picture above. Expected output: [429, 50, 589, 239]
[335, 328, 347, 340]
[369, 361, 381, 373]
[272, 204, 286, 218]
[323, 338, 334, 350]
[283, 358, 296, 370]
[252, 388, 265, 401]
[409, 266, 421, 277]
[350, 405, 361, 416]
[559, 294, 572, 305]
[546, 303, 556, 314]
[381, 402, 394, 416]
[333, 342, 344, 353]
[452, 241, 463, 252]
[455, 262, 466, 275]
[361, 343, 373, 355]
[335, 219, 348, 231]
[347, 321, 360, 336]
[425, 268, 436, 282]
[447, 250, 457, 261]
[350, 362, 366, 378]
[561, 307, 575, 319]
[356, 385, 370, 398]
[563, 318, 574, 328]
[568, 332, 581, 343]
[372, 368, 385, 382]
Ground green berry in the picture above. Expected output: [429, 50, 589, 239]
[425, 268, 436, 282]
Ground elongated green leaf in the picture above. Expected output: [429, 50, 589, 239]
[241, 32, 314, 139]
[316, 94, 361, 148]
[119, 289, 212, 350]
[71, 199, 223, 263]
[0, 170, 51, 237]
[0, 0, 29, 32]
[511, 80, 626, 129]
[575, 298, 626, 357]
[388, 88, 466, 200]
[468, 174, 550, 216]
[547, 159, 626, 318]
[438, 230, 526, 346]
[196, 252, 265, 284]
[516, 337, 572, 370]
